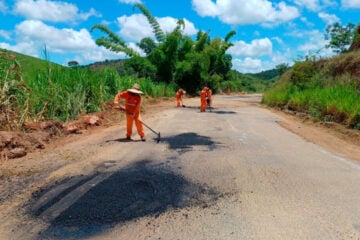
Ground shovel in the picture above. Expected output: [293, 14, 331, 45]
[114, 106, 161, 143]
[138, 119, 161, 143]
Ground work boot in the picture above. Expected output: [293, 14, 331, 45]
[126, 136, 132, 140]
[141, 136, 146, 142]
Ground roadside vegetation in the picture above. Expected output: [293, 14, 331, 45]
[90, 3, 236, 95]
[1, 3, 270, 131]
[7, 3, 358, 133]
[0, 46, 266, 131]
[263, 22, 360, 129]
[0, 49, 175, 130]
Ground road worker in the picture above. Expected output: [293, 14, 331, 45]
[200, 86, 208, 112]
[113, 83, 146, 141]
[176, 88, 186, 107]
[206, 88, 212, 109]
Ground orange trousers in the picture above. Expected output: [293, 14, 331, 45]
[176, 97, 181, 107]
[126, 113, 144, 138]
[200, 98, 207, 112]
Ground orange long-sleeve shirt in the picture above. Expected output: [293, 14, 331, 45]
[114, 91, 141, 114]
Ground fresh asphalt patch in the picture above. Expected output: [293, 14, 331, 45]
[161, 132, 220, 153]
[27, 160, 223, 239]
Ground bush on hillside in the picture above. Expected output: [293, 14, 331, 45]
[263, 51, 360, 130]
[289, 61, 316, 90]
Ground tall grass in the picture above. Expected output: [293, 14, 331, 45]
[139, 80, 176, 97]
[1, 52, 178, 130]
[263, 55, 360, 129]
[0, 52, 29, 130]
[24, 66, 116, 122]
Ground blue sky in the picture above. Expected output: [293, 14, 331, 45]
[0, 0, 359, 73]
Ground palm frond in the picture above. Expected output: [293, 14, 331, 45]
[133, 3, 165, 42]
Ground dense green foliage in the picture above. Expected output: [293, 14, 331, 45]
[91, 3, 235, 95]
[0, 3, 277, 130]
[0, 49, 175, 130]
[325, 22, 356, 54]
[349, 24, 360, 51]
[263, 50, 360, 129]
[220, 70, 276, 93]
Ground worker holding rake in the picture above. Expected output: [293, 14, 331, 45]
[113, 83, 146, 141]
[200, 86, 208, 112]
[176, 88, 186, 107]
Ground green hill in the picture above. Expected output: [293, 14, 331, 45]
[263, 49, 360, 129]
[0, 48, 65, 82]
[247, 68, 280, 80]
[1, 48, 119, 129]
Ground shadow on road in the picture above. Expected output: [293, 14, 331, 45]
[179, 105, 199, 110]
[209, 109, 237, 114]
[175, 105, 237, 115]
[106, 138, 144, 143]
[29, 160, 220, 239]
[161, 132, 220, 152]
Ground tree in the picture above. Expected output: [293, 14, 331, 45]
[325, 22, 355, 54]
[138, 37, 157, 56]
[276, 63, 289, 76]
[133, 3, 165, 42]
[68, 60, 79, 68]
[91, 3, 236, 94]
[349, 24, 360, 52]
[90, 24, 138, 57]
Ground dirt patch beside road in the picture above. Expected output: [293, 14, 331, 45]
[271, 108, 360, 162]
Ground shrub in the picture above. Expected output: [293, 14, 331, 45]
[289, 61, 316, 89]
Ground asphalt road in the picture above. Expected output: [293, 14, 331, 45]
[3, 94, 360, 240]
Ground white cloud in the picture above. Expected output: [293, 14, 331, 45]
[117, 14, 153, 42]
[2, 19, 139, 65]
[15, 20, 96, 53]
[300, 17, 315, 27]
[14, 0, 100, 23]
[0, 30, 11, 40]
[294, 0, 337, 11]
[232, 57, 263, 73]
[297, 29, 334, 58]
[286, 29, 306, 38]
[271, 37, 284, 45]
[0, 0, 7, 13]
[1, 20, 126, 65]
[78, 46, 127, 63]
[228, 38, 272, 57]
[117, 14, 197, 42]
[0, 41, 39, 58]
[318, 12, 340, 25]
[294, 0, 321, 11]
[192, 0, 299, 25]
[232, 48, 296, 73]
[158, 17, 197, 35]
[271, 49, 293, 66]
[118, 0, 142, 4]
[342, 0, 360, 8]
[192, 0, 219, 17]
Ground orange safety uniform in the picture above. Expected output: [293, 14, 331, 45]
[206, 89, 212, 107]
[176, 89, 186, 107]
[114, 91, 145, 138]
[200, 87, 208, 112]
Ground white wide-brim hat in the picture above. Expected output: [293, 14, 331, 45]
[128, 83, 143, 94]
[128, 88, 143, 94]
